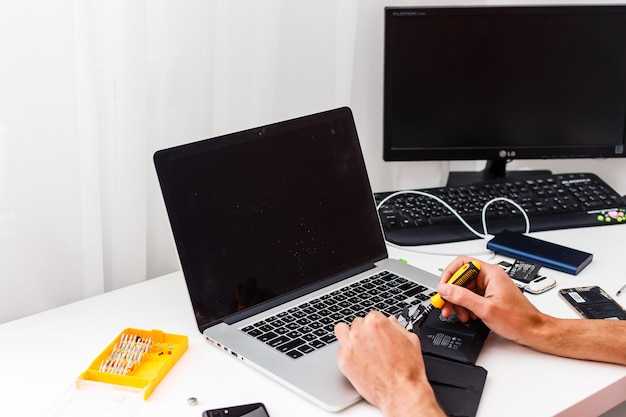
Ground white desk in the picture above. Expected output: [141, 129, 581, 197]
[2, 226, 626, 417]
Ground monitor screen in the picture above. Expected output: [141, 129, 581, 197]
[383, 5, 626, 183]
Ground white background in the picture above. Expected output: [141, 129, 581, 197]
[0, 0, 625, 323]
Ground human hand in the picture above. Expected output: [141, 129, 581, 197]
[334, 311, 444, 417]
[437, 256, 548, 346]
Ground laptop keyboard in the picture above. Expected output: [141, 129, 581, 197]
[241, 270, 436, 359]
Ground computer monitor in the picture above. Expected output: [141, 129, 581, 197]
[383, 5, 626, 186]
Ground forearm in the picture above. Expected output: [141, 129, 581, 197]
[379, 380, 446, 417]
[519, 314, 626, 365]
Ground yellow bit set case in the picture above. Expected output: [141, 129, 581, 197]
[78, 328, 188, 399]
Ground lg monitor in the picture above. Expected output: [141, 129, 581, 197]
[383, 5, 626, 186]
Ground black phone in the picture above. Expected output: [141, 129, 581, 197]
[558, 286, 626, 319]
[202, 403, 270, 417]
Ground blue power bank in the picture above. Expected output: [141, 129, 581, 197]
[486, 230, 593, 275]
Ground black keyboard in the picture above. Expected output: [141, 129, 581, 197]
[375, 172, 626, 246]
[240, 270, 435, 359]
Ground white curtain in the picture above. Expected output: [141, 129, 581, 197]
[0, 0, 370, 323]
[2, 0, 625, 323]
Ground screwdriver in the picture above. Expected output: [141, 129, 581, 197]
[402, 260, 481, 331]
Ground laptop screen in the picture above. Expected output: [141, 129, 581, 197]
[154, 108, 388, 330]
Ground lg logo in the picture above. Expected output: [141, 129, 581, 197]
[499, 150, 516, 158]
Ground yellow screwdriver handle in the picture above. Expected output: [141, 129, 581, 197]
[430, 260, 481, 309]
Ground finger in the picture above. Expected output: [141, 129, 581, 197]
[437, 283, 475, 322]
[451, 304, 471, 322]
[441, 299, 475, 322]
[334, 321, 350, 341]
[437, 283, 487, 317]
[440, 302, 454, 318]
[439, 256, 473, 284]
[386, 312, 421, 347]
[349, 315, 366, 331]
[363, 310, 385, 321]
[387, 314, 407, 331]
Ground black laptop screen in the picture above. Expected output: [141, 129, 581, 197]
[154, 108, 388, 330]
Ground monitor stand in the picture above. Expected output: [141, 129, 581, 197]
[446, 160, 552, 187]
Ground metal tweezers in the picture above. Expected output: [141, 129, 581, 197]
[397, 303, 431, 332]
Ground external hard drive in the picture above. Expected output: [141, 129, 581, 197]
[486, 230, 592, 275]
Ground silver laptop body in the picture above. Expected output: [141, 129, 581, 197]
[154, 107, 440, 411]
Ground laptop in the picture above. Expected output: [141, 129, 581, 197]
[153, 107, 442, 411]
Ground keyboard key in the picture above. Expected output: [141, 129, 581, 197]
[277, 338, 305, 353]
[258, 331, 278, 343]
[286, 350, 303, 359]
[268, 335, 290, 347]
[310, 339, 327, 349]
[298, 344, 315, 355]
